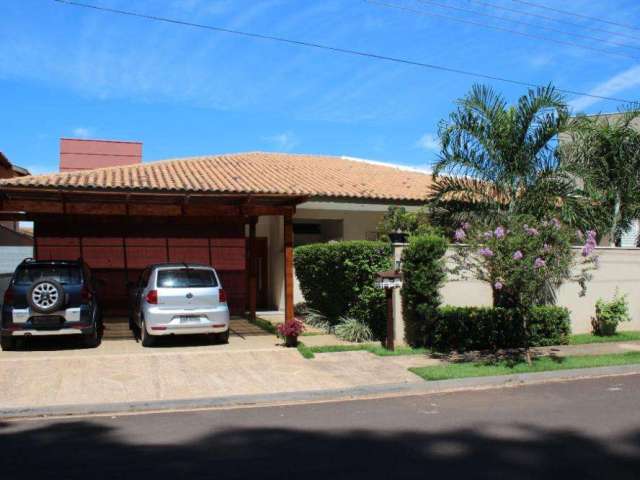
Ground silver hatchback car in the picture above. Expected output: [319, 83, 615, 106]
[130, 264, 230, 347]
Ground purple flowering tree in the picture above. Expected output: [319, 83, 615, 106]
[452, 216, 598, 308]
[450, 216, 599, 360]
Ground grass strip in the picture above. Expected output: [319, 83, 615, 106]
[297, 342, 428, 359]
[410, 351, 640, 381]
[251, 317, 277, 334]
[569, 331, 640, 345]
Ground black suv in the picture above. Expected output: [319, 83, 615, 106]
[1, 259, 102, 351]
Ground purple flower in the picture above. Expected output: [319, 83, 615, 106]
[494, 281, 503, 290]
[494, 226, 506, 239]
[582, 244, 594, 257]
[581, 230, 598, 257]
[454, 228, 466, 242]
[525, 226, 539, 236]
[512, 250, 523, 260]
[462, 222, 471, 231]
[482, 231, 493, 239]
[543, 243, 551, 253]
[478, 247, 494, 258]
[534, 257, 546, 269]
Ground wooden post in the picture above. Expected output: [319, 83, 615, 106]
[386, 288, 394, 351]
[247, 216, 257, 322]
[284, 213, 294, 324]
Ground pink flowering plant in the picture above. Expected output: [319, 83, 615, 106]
[450, 216, 599, 311]
[276, 318, 305, 339]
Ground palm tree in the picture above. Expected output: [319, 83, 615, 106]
[562, 108, 640, 246]
[429, 84, 595, 231]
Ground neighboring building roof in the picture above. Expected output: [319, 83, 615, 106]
[0, 152, 433, 203]
[0, 224, 34, 247]
[0, 152, 30, 177]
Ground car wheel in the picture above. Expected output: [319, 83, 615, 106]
[140, 319, 155, 347]
[83, 325, 101, 348]
[0, 336, 16, 351]
[215, 329, 230, 344]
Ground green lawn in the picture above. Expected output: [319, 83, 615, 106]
[297, 342, 428, 359]
[410, 351, 640, 381]
[569, 331, 640, 345]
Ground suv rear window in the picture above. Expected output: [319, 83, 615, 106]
[156, 269, 218, 288]
[14, 265, 82, 285]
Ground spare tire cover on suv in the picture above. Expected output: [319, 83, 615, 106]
[28, 278, 66, 314]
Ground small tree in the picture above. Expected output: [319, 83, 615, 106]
[563, 108, 640, 246]
[377, 206, 438, 241]
[450, 216, 598, 362]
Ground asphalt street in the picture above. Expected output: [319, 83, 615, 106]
[2, 374, 639, 479]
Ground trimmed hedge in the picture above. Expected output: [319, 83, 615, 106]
[432, 305, 571, 352]
[294, 241, 392, 338]
[401, 234, 449, 346]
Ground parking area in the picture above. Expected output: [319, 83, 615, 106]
[0, 317, 430, 413]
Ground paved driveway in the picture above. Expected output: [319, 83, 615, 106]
[0, 319, 431, 411]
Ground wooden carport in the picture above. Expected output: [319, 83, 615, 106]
[0, 187, 305, 324]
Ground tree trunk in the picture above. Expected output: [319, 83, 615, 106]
[609, 193, 621, 247]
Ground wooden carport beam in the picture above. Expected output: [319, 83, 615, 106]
[283, 212, 294, 324]
[247, 216, 258, 322]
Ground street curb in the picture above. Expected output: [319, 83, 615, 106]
[2, 364, 640, 419]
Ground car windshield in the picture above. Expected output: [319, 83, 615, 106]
[156, 269, 218, 288]
[14, 265, 82, 285]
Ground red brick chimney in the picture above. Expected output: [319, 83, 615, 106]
[60, 138, 142, 172]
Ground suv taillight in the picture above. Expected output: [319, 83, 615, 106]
[145, 290, 158, 305]
[218, 288, 227, 303]
[3, 286, 14, 306]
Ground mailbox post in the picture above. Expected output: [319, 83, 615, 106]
[375, 269, 403, 351]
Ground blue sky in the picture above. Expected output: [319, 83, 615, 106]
[2, 0, 640, 175]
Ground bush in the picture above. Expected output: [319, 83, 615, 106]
[294, 241, 392, 338]
[334, 316, 374, 343]
[592, 291, 631, 336]
[401, 234, 448, 346]
[303, 309, 333, 333]
[432, 305, 571, 352]
[294, 302, 308, 317]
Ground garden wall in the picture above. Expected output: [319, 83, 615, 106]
[441, 247, 640, 334]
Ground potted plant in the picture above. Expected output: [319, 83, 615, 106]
[277, 318, 305, 347]
[592, 290, 631, 336]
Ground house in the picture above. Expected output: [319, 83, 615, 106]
[0, 139, 432, 322]
[0, 152, 30, 232]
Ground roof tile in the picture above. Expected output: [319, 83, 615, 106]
[0, 152, 433, 202]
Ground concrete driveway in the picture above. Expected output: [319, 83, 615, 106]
[0, 319, 429, 413]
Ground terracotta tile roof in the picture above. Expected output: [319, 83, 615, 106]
[0, 152, 433, 202]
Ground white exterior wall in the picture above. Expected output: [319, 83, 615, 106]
[441, 247, 640, 334]
[258, 203, 388, 310]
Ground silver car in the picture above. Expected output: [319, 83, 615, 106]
[130, 264, 230, 347]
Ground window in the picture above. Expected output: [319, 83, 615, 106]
[156, 269, 218, 288]
[14, 265, 82, 285]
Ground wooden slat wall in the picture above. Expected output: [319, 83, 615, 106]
[35, 219, 248, 315]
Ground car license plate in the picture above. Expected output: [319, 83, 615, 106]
[179, 316, 200, 324]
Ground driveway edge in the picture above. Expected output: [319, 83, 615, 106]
[3, 364, 640, 419]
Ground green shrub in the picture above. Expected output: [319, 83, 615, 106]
[334, 316, 374, 343]
[294, 302, 308, 316]
[303, 309, 333, 333]
[592, 291, 631, 336]
[294, 241, 392, 338]
[401, 234, 448, 346]
[432, 305, 571, 352]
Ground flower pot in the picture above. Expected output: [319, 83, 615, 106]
[285, 335, 299, 348]
[388, 232, 408, 244]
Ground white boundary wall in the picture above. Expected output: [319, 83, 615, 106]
[442, 247, 640, 334]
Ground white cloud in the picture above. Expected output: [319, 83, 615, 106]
[570, 64, 640, 112]
[416, 133, 440, 152]
[71, 127, 94, 139]
[263, 131, 298, 151]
